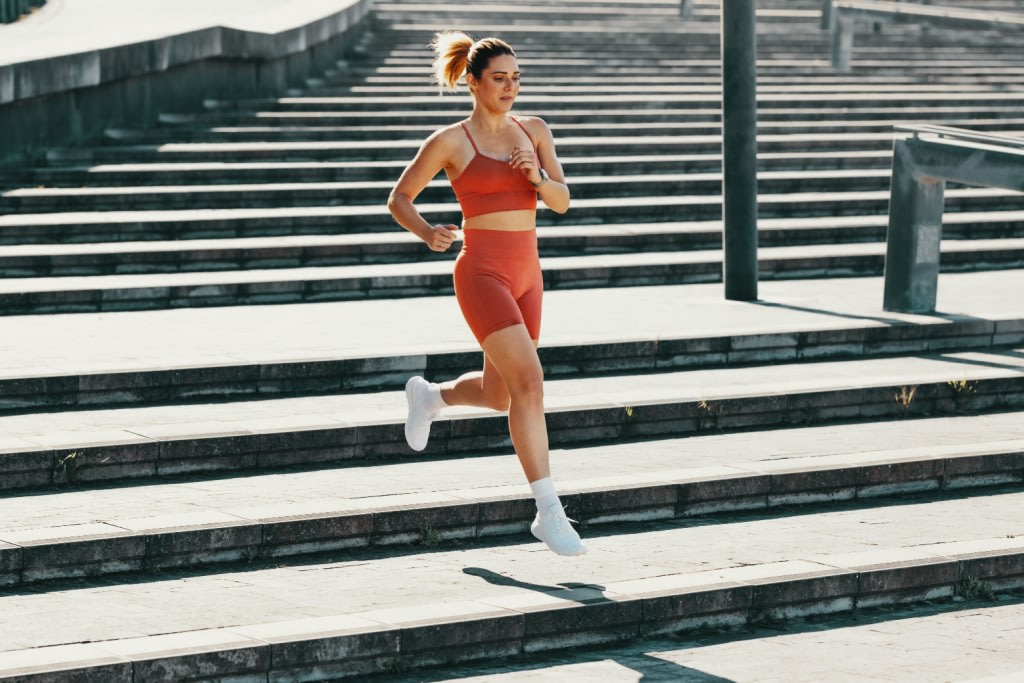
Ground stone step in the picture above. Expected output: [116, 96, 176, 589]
[30, 150, 895, 189]
[94, 118, 1024, 147]
[1, 268, 1017, 411]
[2, 338, 1022, 489]
[149, 104, 1024, 130]
[1, 168, 905, 213]
[0, 238, 1021, 315]
[405, 600, 1024, 682]
[0, 412, 1021, 588]
[0, 211, 1021, 280]
[1, 270, 1020, 412]
[271, 91, 1024, 113]
[314, 82, 1024, 98]
[0, 486, 1021, 680]
[0, 185, 1019, 245]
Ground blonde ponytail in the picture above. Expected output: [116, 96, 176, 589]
[431, 31, 473, 92]
[430, 31, 517, 95]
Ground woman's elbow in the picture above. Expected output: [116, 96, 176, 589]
[387, 189, 405, 217]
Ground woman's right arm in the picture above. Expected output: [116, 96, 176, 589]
[388, 130, 460, 252]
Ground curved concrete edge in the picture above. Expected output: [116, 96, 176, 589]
[0, 0, 368, 105]
[0, 0, 372, 167]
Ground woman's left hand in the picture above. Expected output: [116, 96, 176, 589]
[510, 146, 544, 185]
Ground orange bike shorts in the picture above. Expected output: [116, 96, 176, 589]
[453, 228, 543, 344]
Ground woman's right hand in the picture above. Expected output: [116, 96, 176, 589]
[426, 224, 460, 252]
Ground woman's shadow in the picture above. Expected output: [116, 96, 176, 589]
[460, 567, 737, 682]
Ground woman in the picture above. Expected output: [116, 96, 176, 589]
[387, 31, 585, 556]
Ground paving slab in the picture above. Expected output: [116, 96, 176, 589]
[0, 271, 1021, 378]
[0, 238, 1019, 315]
[396, 599, 1024, 683]
[0, 489, 1022, 676]
[0, 411, 1019, 585]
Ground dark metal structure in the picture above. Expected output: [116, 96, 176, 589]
[720, 0, 760, 301]
[884, 125, 1024, 312]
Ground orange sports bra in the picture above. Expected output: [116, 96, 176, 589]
[450, 118, 539, 219]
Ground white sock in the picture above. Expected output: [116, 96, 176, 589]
[529, 477, 561, 513]
[425, 383, 447, 412]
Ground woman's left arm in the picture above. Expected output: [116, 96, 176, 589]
[511, 117, 570, 214]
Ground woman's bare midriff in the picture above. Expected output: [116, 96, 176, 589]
[462, 209, 537, 232]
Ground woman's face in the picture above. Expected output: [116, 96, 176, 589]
[470, 54, 521, 110]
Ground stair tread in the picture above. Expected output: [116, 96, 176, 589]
[1, 412, 1020, 536]
[2, 344, 1021, 451]
[0, 489, 1021, 666]
[0, 239, 1021, 294]
[0, 271, 1019, 380]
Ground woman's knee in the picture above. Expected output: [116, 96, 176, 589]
[505, 368, 544, 403]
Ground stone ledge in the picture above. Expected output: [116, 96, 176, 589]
[0, 447, 1021, 587]
[0, 0, 368, 105]
[2, 316, 1019, 415]
[1, 543, 1021, 680]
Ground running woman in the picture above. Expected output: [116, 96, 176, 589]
[387, 31, 585, 556]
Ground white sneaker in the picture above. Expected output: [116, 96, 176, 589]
[531, 503, 587, 556]
[404, 376, 437, 451]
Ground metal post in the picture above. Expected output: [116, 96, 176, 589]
[720, 0, 759, 301]
[831, 12, 854, 72]
[681, 0, 695, 19]
[882, 138, 946, 313]
[821, 0, 834, 30]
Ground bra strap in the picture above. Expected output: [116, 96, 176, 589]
[460, 123, 480, 153]
[511, 117, 537, 149]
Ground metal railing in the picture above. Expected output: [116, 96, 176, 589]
[822, 0, 1024, 71]
[0, 0, 45, 24]
[883, 125, 1024, 312]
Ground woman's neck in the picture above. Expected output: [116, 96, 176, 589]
[468, 109, 511, 134]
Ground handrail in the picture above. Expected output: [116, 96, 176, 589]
[894, 124, 1024, 151]
[823, 1, 1024, 71]
[882, 126, 1024, 313]
[0, 0, 45, 24]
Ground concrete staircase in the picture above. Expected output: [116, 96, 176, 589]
[0, 0, 1022, 680]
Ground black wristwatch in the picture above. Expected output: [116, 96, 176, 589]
[531, 168, 549, 188]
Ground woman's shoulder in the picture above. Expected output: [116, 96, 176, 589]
[417, 122, 470, 159]
[424, 121, 469, 148]
[514, 115, 549, 130]
[514, 115, 553, 144]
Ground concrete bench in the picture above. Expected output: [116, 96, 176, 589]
[883, 124, 1024, 312]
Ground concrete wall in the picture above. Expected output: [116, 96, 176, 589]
[0, 0, 372, 167]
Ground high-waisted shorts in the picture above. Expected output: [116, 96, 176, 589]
[453, 228, 543, 344]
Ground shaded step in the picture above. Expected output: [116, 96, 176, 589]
[30, 150, 895, 190]
[0, 287, 1018, 410]
[1, 168, 908, 213]
[212, 91, 1024, 115]
[0, 238, 1021, 315]
[396, 600, 1024, 682]
[96, 118, 1024, 147]
[50, 131, 913, 164]
[1, 269, 1019, 412]
[150, 104, 1024, 130]
[0, 413, 1021, 586]
[3, 185, 1022, 245]
[0, 488, 1022, 679]
[1, 343, 1022, 489]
